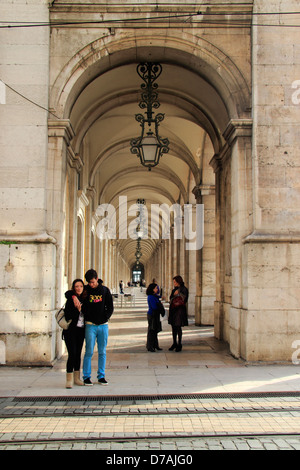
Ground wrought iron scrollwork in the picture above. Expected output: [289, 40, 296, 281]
[130, 62, 169, 170]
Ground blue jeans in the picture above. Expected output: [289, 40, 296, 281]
[83, 323, 109, 380]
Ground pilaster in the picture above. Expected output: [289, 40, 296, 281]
[192, 184, 216, 325]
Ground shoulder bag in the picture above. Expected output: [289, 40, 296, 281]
[171, 295, 185, 308]
[55, 304, 72, 330]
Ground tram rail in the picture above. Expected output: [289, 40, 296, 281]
[0, 393, 299, 450]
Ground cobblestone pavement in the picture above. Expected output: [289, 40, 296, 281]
[1, 435, 300, 451]
[0, 394, 300, 451]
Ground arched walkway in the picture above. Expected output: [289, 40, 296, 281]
[47, 31, 252, 362]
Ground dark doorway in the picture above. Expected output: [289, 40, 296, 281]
[131, 263, 144, 286]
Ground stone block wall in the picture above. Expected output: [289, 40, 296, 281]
[240, 240, 300, 361]
[0, 0, 53, 364]
[0, 242, 57, 365]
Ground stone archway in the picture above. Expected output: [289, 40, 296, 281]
[48, 30, 252, 360]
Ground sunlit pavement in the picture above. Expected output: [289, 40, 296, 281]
[1, 290, 300, 397]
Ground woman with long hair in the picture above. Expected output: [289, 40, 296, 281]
[63, 279, 87, 388]
[168, 275, 188, 352]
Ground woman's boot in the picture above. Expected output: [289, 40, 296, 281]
[74, 370, 84, 386]
[66, 372, 73, 389]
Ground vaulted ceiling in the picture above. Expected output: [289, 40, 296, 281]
[69, 62, 223, 267]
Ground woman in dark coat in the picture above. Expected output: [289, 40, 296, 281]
[168, 275, 188, 352]
[63, 279, 87, 388]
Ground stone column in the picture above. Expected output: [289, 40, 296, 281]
[0, 1, 57, 364]
[85, 186, 96, 267]
[240, 0, 300, 361]
[211, 119, 252, 356]
[192, 184, 216, 325]
[48, 120, 80, 360]
[211, 156, 225, 340]
[165, 237, 171, 300]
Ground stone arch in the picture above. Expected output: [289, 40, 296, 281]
[48, 27, 253, 360]
[50, 30, 250, 124]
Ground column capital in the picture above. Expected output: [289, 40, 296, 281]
[223, 118, 252, 145]
[48, 119, 75, 145]
[210, 118, 252, 173]
[192, 184, 215, 200]
[86, 185, 97, 199]
[67, 145, 83, 172]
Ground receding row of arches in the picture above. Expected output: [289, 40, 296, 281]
[47, 32, 252, 358]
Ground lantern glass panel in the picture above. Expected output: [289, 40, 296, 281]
[141, 134, 159, 164]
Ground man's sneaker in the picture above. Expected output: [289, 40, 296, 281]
[83, 378, 93, 386]
[98, 377, 108, 386]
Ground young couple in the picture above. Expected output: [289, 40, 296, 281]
[63, 269, 114, 388]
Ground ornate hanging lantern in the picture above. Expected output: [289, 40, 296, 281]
[130, 63, 169, 170]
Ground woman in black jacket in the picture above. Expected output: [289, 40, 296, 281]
[63, 279, 87, 388]
[168, 275, 188, 352]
